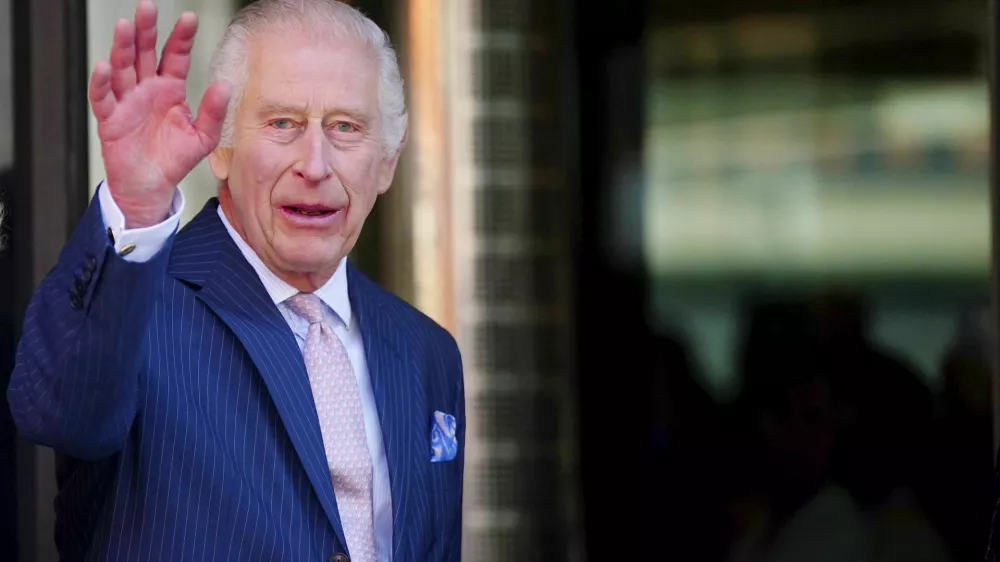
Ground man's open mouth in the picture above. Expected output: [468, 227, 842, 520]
[283, 205, 337, 216]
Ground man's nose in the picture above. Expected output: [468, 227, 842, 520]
[294, 124, 333, 183]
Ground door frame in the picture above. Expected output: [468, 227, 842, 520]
[2, 0, 90, 560]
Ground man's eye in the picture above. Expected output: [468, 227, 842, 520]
[271, 119, 294, 129]
[334, 122, 357, 133]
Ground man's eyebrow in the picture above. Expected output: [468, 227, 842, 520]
[333, 109, 373, 126]
[257, 102, 306, 116]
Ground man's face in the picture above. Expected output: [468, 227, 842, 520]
[210, 32, 400, 290]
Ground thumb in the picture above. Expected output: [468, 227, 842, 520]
[193, 80, 233, 153]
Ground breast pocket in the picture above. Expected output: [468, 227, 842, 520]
[430, 410, 458, 462]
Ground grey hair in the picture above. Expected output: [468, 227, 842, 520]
[209, 0, 407, 155]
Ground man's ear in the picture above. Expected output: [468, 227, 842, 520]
[377, 129, 408, 195]
[209, 146, 233, 181]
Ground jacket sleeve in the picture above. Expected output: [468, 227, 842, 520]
[6, 185, 175, 460]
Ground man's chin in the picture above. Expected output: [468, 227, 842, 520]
[274, 249, 343, 275]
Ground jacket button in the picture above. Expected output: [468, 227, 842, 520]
[70, 293, 83, 309]
[330, 554, 349, 562]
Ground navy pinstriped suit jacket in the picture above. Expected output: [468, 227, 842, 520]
[7, 193, 465, 561]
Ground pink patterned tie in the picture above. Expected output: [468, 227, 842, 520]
[286, 293, 376, 562]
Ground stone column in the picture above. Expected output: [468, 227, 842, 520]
[407, 0, 584, 559]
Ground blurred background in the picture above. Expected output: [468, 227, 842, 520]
[0, 0, 996, 560]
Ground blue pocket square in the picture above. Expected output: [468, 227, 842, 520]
[430, 411, 458, 462]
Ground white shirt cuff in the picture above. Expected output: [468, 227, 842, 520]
[98, 180, 184, 263]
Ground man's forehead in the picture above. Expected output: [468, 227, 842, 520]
[248, 29, 374, 65]
[243, 33, 379, 112]
[248, 34, 375, 77]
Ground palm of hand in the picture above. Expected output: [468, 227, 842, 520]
[100, 76, 208, 196]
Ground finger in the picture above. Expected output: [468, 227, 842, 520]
[88, 60, 117, 121]
[109, 19, 137, 100]
[193, 81, 233, 153]
[133, 1, 159, 82]
[158, 12, 198, 80]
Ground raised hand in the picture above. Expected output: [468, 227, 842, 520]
[89, 1, 231, 228]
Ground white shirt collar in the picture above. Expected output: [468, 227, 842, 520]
[216, 205, 352, 327]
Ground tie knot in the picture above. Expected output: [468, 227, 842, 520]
[286, 293, 325, 325]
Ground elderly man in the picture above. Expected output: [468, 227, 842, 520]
[6, 1, 465, 560]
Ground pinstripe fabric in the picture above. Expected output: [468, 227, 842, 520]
[218, 207, 395, 562]
[7, 192, 466, 561]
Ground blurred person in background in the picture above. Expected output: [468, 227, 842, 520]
[726, 297, 951, 562]
[927, 303, 994, 561]
[727, 339, 870, 562]
[650, 332, 732, 562]
[5, 1, 465, 561]
[812, 293, 949, 562]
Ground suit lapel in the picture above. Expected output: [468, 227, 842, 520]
[168, 199, 349, 550]
[348, 263, 426, 561]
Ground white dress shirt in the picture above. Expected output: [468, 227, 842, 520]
[99, 182, 393, 561]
